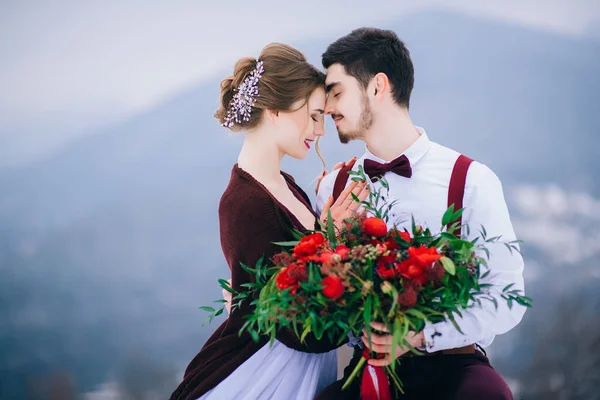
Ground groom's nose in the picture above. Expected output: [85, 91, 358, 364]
[324, 100, 335, 116]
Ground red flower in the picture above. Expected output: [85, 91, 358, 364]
[400, 231, 412, 242]
[322, 276, 345, 300]
[276, 263, 307, 293]
[390, 229, 412, 243]
[319, 250, 334, 264]
[384, 238, 400, 251]
[293, 233, 326, 261]
[377, 253, 396, 267]
[377, 265, 397, 280]
[276, 267, 296, 290]
[334, 245, 350, 260]
[408, 246, 441, 267]
[362, 218, 388, 237]
[319, 245, 351, 265]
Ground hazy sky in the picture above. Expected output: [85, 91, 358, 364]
[1, 0, 599, 166]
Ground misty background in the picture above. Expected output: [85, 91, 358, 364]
[1, 1, 600, 399]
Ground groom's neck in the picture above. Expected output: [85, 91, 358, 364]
[364, 108, 420, 161]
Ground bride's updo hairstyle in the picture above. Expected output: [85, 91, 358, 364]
[215, 43, 325, 132]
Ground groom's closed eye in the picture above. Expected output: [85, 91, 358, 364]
[325, 82, 340, 93]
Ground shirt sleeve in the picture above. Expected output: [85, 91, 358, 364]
[422, 164, 527, 351]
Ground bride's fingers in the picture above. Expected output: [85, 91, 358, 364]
[319, 196, 335, 222]
[341, 181, 368, 211]
[334, 180, 360, 208]
[332, 161, 345, 171]
[347, 185, 369, 212]
[344, 157, 357, 170]
[315, 170, 328, 195]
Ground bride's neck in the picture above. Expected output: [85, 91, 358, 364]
[237, 129, 284, 184]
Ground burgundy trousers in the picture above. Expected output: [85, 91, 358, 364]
[314, 348, 513, 400]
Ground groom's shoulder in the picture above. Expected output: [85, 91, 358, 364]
[428, 141, 499, 185]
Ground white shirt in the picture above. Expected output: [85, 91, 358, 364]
[316, 127, 526, 352]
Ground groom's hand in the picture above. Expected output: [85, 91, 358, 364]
[361, 322, 425, 367]
[315, 157, 357, 195]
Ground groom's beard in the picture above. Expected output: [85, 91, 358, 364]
[337, 94, 374, 144]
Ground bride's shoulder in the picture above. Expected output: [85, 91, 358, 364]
[219, 168, 276, 215]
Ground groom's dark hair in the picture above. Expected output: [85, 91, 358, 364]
[322, 27, 414, 108]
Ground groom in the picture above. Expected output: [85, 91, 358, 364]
[313, 28, 526, 399]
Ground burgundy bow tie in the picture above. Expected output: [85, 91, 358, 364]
[363, 155, 412, 181]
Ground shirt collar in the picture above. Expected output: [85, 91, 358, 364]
[364, 126, 431, 167]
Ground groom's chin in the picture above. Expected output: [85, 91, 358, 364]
[337, 131, 357, 144]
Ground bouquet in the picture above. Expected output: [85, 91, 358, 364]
[204, 169, 532, 397]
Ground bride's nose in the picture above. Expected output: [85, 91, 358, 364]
[314, 120, 325, 137]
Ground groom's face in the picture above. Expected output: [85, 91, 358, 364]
[325, 64, 373, 144]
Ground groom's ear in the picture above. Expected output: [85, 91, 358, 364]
[372, 73, 389, 102]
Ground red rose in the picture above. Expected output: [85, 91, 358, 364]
[397, 259, 428, 285]
[362, 218, 388, 237]
[322, 276, 345, 300]
[293, 233, 326, 260]
[276, 267, 296, 290]
[408, 246, 441, 267]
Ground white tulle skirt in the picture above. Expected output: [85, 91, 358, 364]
[196, 339, 338, 400]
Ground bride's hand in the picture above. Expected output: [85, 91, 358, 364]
[315, 157, 357, 195]
[319, 179, 369, 231]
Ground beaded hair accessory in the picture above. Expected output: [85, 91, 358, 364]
[222, 60, 264, 128]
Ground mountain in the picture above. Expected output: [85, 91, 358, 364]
[1, 11, 599, 399]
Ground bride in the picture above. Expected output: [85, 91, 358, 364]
[170, 42, 368, 400]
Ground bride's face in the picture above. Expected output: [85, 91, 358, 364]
[275, 87, 325, 160]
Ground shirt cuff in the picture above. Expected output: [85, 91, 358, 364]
[422, 320, 473, 352]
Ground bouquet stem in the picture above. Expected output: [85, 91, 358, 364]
[342, 356, 366, 391]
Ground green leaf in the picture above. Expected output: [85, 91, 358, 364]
[272, 240, 300, 247]
[199, 306, 215, 312]
[439, 257, 456, 276]
[442, 205, 455, 227]
[404, 308, 427, 321]
[218, 279, 236, 294]
[447, 312, 463, 334]
[327, 210, 337, 247]
[363, 295, 373, 327]
[502, 283, 515, 292]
